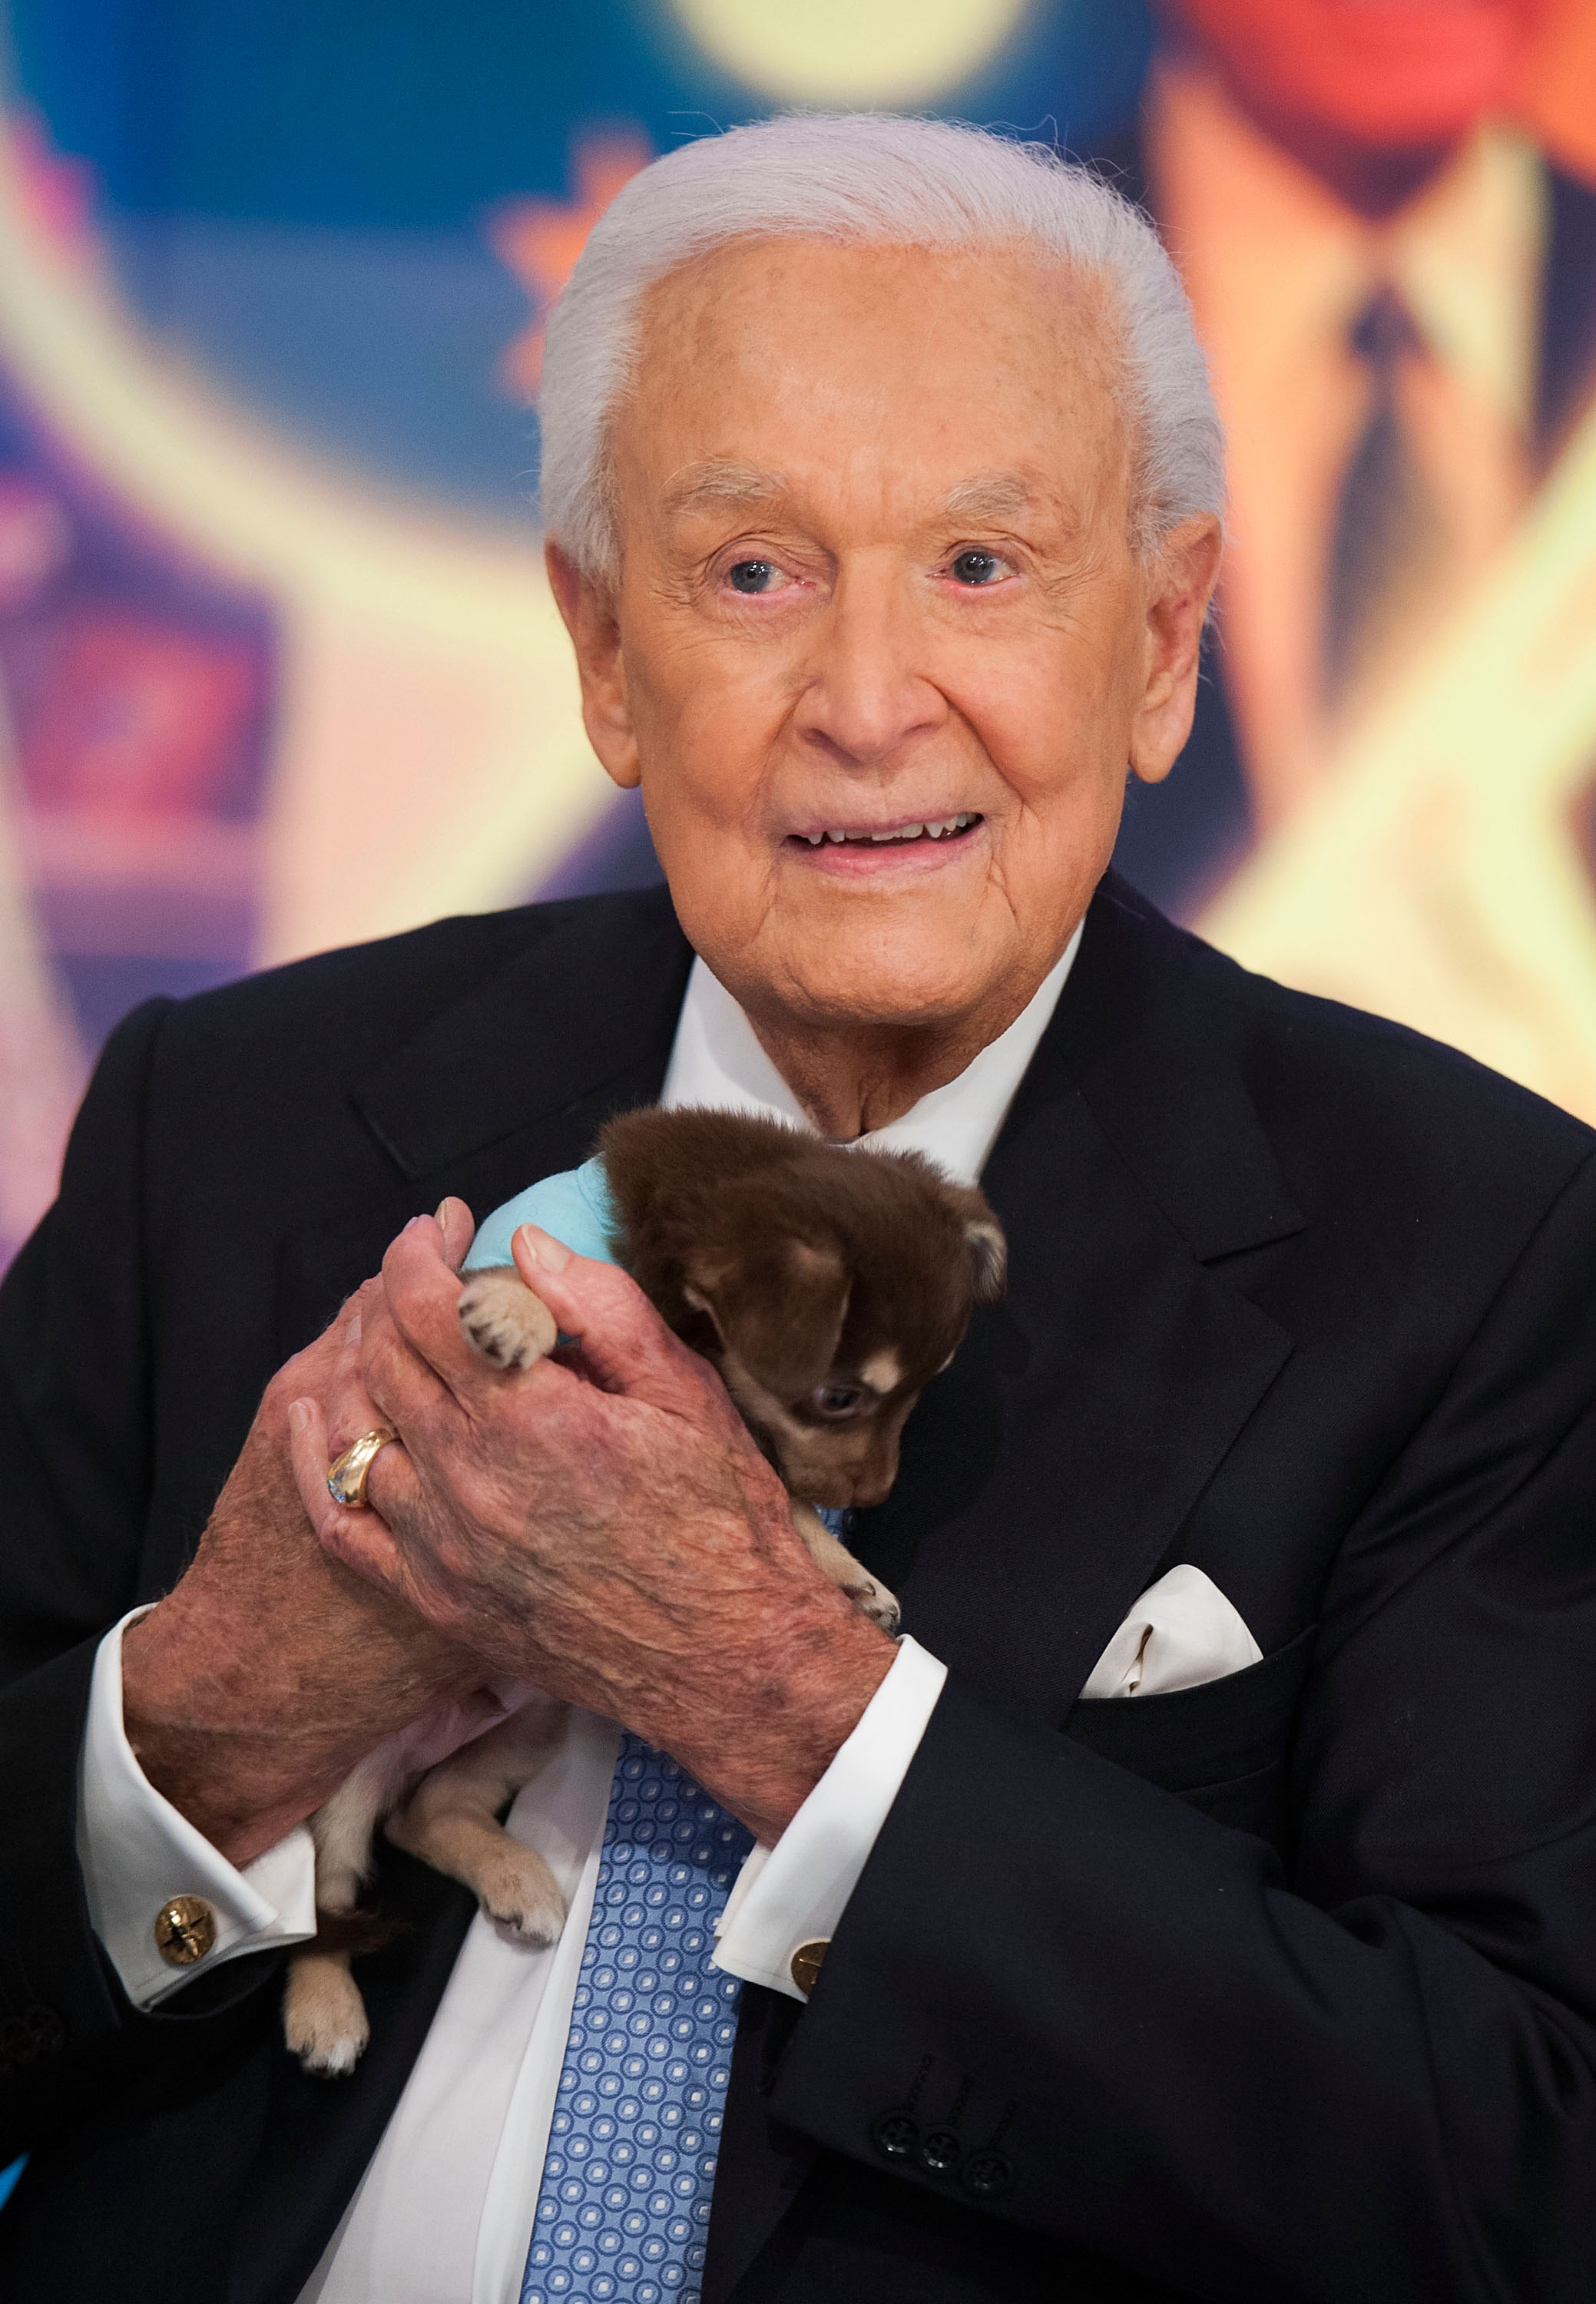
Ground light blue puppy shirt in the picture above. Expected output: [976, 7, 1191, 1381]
[462, 1157, 619, 1273]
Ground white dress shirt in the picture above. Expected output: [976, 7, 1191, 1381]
[75, 925, 1083, 2304]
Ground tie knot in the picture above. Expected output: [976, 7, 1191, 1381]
[1349, 284, 1423, 373]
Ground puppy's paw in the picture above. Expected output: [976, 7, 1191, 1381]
[283, 1957, 370, 2077]
[456, 1268, 558, 1371]
[474, 1844, 568, 1948]
[845, 1576, 901, 1637]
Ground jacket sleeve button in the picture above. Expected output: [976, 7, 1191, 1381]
[23, 2007, 64, 2057]
[962, 2147, 1016, 2200]
[917, 2124, 962, 2178]
[154, 1895, 217, 1967]
[871, 2109, 920, 2161]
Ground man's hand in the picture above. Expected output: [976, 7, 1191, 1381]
[121, 1207, 494, 1868]
[291, 1211, 896, 1844]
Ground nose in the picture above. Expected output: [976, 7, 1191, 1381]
[793, 563, 946, 770]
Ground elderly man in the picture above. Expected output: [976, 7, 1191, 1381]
[2, 114, 1593, 2304]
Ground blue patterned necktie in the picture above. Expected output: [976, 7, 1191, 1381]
[521, 1733, 755, 2304]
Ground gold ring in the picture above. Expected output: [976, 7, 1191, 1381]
[326, 1427, 397, 1509]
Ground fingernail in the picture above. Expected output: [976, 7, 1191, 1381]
[288, 1400, 310, 1433]
[515, 1223, 571, 1273]
[435, 1198, 451, 1223]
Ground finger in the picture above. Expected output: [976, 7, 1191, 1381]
[379, 1214, 496, 1392]
[288, 1397, 418, 1601]
[287, 1395, 391, 1544]
[320, 1500, 414, 1601]
[338, 1273, 382, 1340]
[359, 1268, 468, 1435]
[321, 1318, 400, 1462]
[434, 1197, 475, 1273]
[289, 1395, 365, 1548]
[510, 1225, 727, 1412]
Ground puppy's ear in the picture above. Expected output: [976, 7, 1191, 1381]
[965, 1217, 1007, 1303]
[685, 1237, 852, 1395]
[944, 1186, 1007, 1303]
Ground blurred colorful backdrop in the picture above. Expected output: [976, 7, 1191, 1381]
[2, 0, 1595, 1266]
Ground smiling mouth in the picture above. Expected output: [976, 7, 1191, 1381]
[791, 812, 982, 849]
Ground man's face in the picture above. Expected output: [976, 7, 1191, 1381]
[553, 237, 1213, 1041]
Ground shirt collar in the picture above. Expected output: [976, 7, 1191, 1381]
[658, 922, 1083, 1187]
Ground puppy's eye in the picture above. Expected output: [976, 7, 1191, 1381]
[811, 1383, 868, 1420]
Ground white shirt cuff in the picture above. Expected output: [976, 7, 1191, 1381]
[711, 1634, 947, 2001]
[77, 1607, 319, 2010]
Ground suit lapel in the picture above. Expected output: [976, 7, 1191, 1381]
[883, 1069, 1294, 1715]
[708, 877, 1304, 2302]
[273, 889, 693, 1357]
[354, 886, 690, 1184]
[858, 875, 1300, 1716]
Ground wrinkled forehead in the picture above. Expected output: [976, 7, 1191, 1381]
[609, 233, 1133, 535]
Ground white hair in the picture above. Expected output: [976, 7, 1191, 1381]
[538, 112, 1223, 580]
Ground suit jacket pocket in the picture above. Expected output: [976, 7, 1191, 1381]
[1062, 1623, 1318, 1848]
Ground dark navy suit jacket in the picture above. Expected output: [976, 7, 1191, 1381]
[2, 874, 1595, 2301]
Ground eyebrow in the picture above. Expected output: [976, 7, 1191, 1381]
[658, 461, 1038, 526]
[661, 458, 790, 516]
[939, 472, 1034, 523]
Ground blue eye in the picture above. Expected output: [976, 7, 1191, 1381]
[727, 559, 777, 594]
[951, 549, 1002, 585]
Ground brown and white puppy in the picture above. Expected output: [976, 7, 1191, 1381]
[283, 1109, 1004, 2074]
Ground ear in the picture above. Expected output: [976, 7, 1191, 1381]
[684, 1237, 853, 1395]
[944, 1186, 1008, 1303]
[964, 1216, 1007, 1303]
[1127, 511, 1223, 789]
[545, 537, 641, 791]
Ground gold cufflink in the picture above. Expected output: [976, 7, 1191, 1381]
[154, 1895, 217, 1968]
[790, 1938, 829, 1995]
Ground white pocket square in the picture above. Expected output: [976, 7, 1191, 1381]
[1079, 1564, 1262, 1700]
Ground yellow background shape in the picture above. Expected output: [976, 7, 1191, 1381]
[1203, 395, 1596, 1125]
[669, 0, 1028, 107]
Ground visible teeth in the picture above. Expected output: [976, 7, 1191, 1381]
[805, 813, 977, 846]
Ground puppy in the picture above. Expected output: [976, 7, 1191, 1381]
[283, 1108, 1005, 2074]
